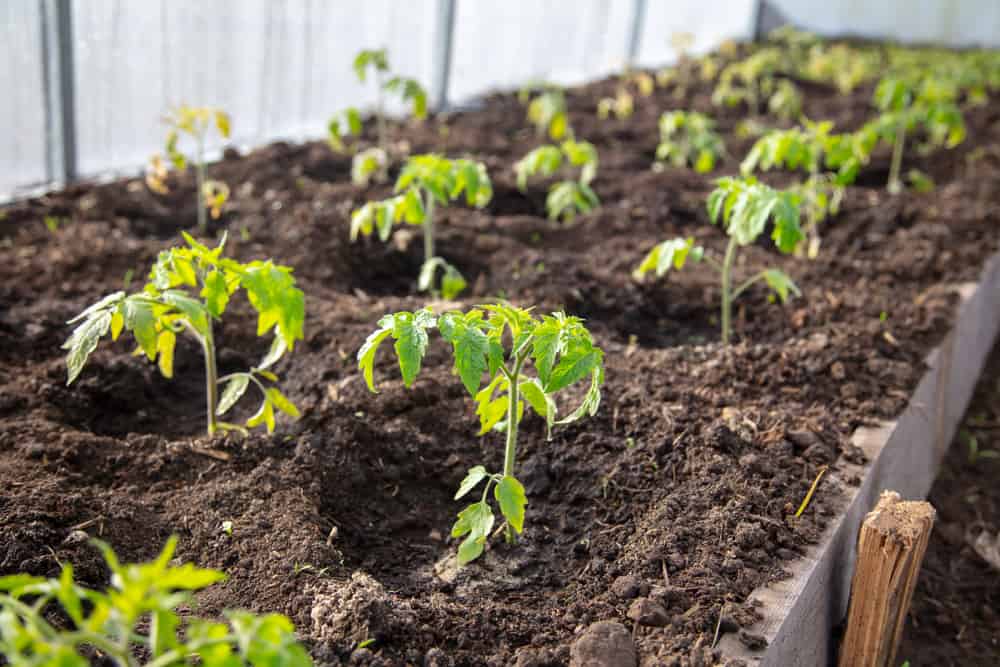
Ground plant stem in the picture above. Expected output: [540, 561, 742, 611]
[888, 123, 906, 194]
[502, 355, 526, 543]
[202, 322, 219, 436]
[196, 134, 207, 232]
[424, 196, 436, 263]
[720, 236, 738, 345]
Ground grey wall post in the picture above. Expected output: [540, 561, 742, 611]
[431, 0, 456, 111]
[625, 0, 647, 66]
[39, 0, 77, 185]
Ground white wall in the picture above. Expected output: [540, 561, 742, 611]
[767, 0, 1000, 48]
[1, 2, 48, 193]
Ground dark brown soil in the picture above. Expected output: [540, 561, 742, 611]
[900, 342, 1000, 666]
[2, 44, 1000, 665]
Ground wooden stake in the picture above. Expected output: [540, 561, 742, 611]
[838, 491, 936, 667]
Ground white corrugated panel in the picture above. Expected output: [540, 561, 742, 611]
[767, 0, 1000, 48]
[72, 0, 437, 178]
[449, 0, 633, 102]
[636, 0, 755, 66]
[0, 2, 48, 193]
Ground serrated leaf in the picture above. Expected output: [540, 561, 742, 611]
[357, 326, 392, 393]
[495, 476, 527, 534]
[476, 396, 509, 435]
[451, 501, 494, 565]
[64, 311, 112, 384]
[544, 343, 602, 394]
[439, 312, 489, 395]
[454, 465, 489, 499]
[162, 290, 210, 334]
[556, 366, 604, 425]
[519, 377, 556, 439]
[217, 375, 250, 415]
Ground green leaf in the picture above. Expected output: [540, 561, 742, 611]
[156, 329, 176, 379]
[357, 326, 392, 393]
[454, 465, 489, 499]
[495, 476, 527, 534]
[161, 290, 210, 334]
[633, 237, 703, 279]
[201, 270, 229, 318]
[247, 399, 276, 433]
[64, 310, 113, 385]
[240, 263, 306, 349]
[762, 269, 801, 302]
[451, 501, 495, 565]
[258, 336, 287, 371]
[439, 312, 490, 395]
[392, 311, 433, 387]
[556, 366, 604, 425]
[544, 341, 602, 394]
[476, 395, 509, 435]
[124, 298, 158, 360]
[217, 375, 250, 416]
[266, 387, 300, 418]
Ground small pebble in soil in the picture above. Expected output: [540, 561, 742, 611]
[570, 621, 637, 667]
[627, 597, 670, 627]
[610, 574, 643, 599]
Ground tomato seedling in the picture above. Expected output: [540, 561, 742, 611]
[741, 120, 872, 257]
[328, 48, 428, 185]
[64, 233, 305, 436]
[635, 176, 803, 344]
[515, 139, 600, 222]
[866, 75, 965, 194]
[523, 85, 570, 141]
[0, 536, 310, 666]
[147, 106, 232, 232]
[358, 304, 604, 564]
[656, 111, 726, 173]
[351, 154, 492, 298]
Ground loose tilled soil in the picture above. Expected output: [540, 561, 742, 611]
[3, 44, 1000, 665]
[900, 340, 1000, 666]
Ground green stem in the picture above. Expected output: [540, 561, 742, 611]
[732, 271, 767, 301]
[204, 323, 219, 436]
[888, 123, 906, 194]
[502, 354, 527, 543]
[424, 195, 436, 264]
[196, 134, 207, 232]
[186, 319, 219, 436]
[720, 236, 738, 345]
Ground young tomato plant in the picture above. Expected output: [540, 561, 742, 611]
[148, 106, 232, 232]
[514, 139, 600, 222]
[358, 304, 604, 564]
[524, 85, 570, 141]
[741, 120, 861, 257]
[64, 233, 305, 436]
[351, 154, 492, 298]
[635, 177, 803, 344]
[353, 48, 428, 152]
[712, 48, 786, 115]
[867, 75, 966, 194]
[656, 111, 726, 173]
[0, 536, 311, 666]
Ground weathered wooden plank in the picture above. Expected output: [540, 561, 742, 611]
[718, 250, 1000, 665]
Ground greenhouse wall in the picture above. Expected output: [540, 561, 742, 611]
[2, 0, 998, 197]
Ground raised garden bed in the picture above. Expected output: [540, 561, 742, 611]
[2, 40, 1000, 665]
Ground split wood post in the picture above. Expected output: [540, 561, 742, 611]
[838, 491, 936, 667]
